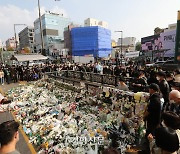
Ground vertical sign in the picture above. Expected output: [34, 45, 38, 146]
[175, 11, 180, 63]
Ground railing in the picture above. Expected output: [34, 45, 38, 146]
[45, 70, 133, 88]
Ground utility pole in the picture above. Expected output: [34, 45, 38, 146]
[14, 24, 17, 52]
[38, 0, 44, 54]
[115, 31, 123, 65]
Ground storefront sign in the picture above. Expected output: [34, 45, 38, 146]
[125, 51, 140, 58]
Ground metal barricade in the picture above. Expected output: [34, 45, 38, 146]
[44, 70, 134, 88]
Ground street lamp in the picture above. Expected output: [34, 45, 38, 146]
[115, 31, 123, 65]
[14, 24, 26, 52]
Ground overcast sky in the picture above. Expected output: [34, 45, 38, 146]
[0, 0, 180, 43]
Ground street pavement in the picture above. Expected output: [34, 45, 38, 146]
[0, 82, 35, 154]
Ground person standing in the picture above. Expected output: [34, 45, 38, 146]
[0, 120, 20, 154]
[3, 66, 11, 84]
[157, 71, 170, 111]
[144, 83, 162, 136]
[132, 71, 148, 92]
[10, 65, 18, 83]
[147, 70, 158, 85]
[117, 77, 129, 91]
[0, 68, 4, 85]
[17, 65, 24, 81]
[166, 73, 175, 91]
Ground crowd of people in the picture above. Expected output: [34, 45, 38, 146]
[0, 63, 59, 84]
[0, 61, 180, 154]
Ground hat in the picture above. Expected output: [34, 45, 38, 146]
[149, 83, 160, 91]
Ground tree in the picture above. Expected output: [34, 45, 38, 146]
[7, 46, 14, 51]
[135, 42, 141, 51]
[154, 27, 164, 35]
[24, 47, 30, 53]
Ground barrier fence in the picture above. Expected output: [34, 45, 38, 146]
[45, 70, 134, 89]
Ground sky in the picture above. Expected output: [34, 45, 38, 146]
[0, 0, 180, 44]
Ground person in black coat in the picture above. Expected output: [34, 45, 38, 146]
[144, 83, 162, 136]
[157, 71, 170, 111]
[166, 72, 175, 91]
[17, 65, 24, 81]
[147, 70, 159, 85]
[132, 71, 148, 92]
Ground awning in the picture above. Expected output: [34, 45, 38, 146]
[14, 54, 47, 62]
[47, 56, 56, 60]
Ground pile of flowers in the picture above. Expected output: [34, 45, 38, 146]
[6, 79, 147, 154]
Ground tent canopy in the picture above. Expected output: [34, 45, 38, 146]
[14, 54, 47, 62]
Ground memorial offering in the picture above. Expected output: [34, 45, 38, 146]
[5, 78, 148, 154]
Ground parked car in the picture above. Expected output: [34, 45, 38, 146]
[146, 61, 165, 67]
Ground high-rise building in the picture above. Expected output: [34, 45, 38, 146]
[18, 26, 34, 52]
[34, 11, 71, 55]
[84, 18, 108, 28]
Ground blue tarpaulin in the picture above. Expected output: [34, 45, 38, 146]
[71, 26, 112, 58]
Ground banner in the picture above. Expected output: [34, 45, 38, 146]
[160, 30, 176, 57]
[125, 51, 140, 58]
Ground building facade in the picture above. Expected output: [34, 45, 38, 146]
[64, 23, 80, 58]
[117, 37, 136, 52]
[84, 18, 108, 29]
[6, 37, 16, 50]
[141, 23, 177, 60]
[34, 12, 71, 55]
[71, 26, 111, 58]
[18, 26, 34, 52]
[98, 21, 108, 29]
[165, 23, 177, 32]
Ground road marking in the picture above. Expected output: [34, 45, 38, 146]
[11, 112, 37, 154]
